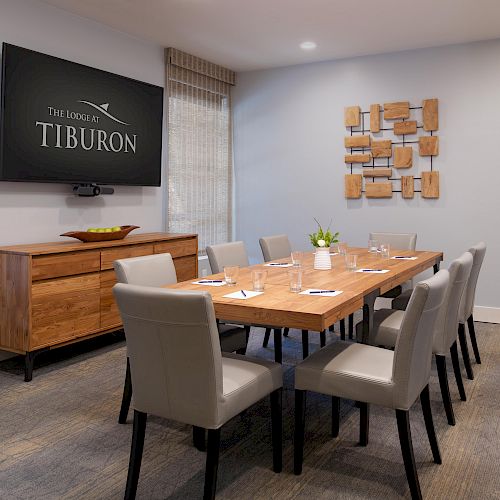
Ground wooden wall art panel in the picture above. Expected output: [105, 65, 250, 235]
[343, 98, 440, 199]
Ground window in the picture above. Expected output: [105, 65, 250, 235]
[166, 48, 235, 255]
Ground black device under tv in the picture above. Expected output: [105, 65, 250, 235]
[0, 43, 163, 194]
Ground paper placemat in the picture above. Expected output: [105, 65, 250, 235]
[356, 269, 390, 274]
[192, 280, 226, 287]
[264, 262, 292, 267]
[223, 290, 264, 300]
[391, 256, 418, 260]
[299, 289, 343, 297]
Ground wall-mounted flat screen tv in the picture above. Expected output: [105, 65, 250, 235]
[0, 43, 163, 186]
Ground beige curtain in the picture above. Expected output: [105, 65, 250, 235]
[166, 48, 235, 255]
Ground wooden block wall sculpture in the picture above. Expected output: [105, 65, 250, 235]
[345, 174, 362, 198]
[401, 176, 414, 198]
[371, 139, 392, 158]
[365, 182, 393, 198]
[423, 98, 439, 131]
[384, 101, 410, 119]
[394, 147, 413, 168]
[370, 104, 380, 133]
[393, 120, 417, 135]
[344, 106, 361, 127]
[419, 136, 439, 156]
[421, 171, 440, 198]
[344, 135, 370, 148]
[345, 153, 371, 163]
[362, 168, 392, 177]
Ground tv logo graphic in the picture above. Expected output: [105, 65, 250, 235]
[35, 101, 137, 153]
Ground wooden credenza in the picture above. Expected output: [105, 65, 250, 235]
[0, 232, 198, 381]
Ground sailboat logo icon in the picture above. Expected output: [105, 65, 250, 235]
[78, 101, 130, 126]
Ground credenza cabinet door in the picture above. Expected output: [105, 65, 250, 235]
[100, 270, 121, 329]
[31, 274, 100, 349]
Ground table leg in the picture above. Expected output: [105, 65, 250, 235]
[433, 262, 440, 274]
[273, 328, 282, 364]
[361, 289, 380, 344]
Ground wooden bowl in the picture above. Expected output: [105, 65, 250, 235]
[60, 225, 140, 243]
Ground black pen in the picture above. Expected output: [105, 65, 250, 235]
[240, 290, 247, 297]
[361, 269, 383, 272]
[309, 290, 337, 294]
[393, 256, 409, 259]
[269, 263, 288, 266]
[198, 280, 224, 283]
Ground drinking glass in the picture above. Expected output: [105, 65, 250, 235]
[291, 251, 303, 268]
[368, 239, 378, 253]
[338, 242, 348, 256]
[330, 243, 339, 254]
[251, 269, 267, 292]
[380, 243, 390, 259]
[345, 253, 357, 271]
[289, 268, 302, 293]
[224, 266, 239, 285]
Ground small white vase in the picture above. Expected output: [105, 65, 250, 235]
[314, 247, 332, 270]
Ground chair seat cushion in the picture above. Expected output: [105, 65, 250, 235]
[218, 324, 247, 352]
[392, 288, 412, 310]
[218, 353, 282, 426]
[295, 342, 396, 408]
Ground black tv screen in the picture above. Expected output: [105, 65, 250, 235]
[0, 43, 163, 186]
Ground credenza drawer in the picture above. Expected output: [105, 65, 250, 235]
[31, 273, 100, 349]
[32, 250, 100, 281]
[100, 270, 121, 329]
[154, 238, 197, 258]
[100, 244, 154, 270]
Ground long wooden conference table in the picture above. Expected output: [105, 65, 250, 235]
[167, 247, 443, 363]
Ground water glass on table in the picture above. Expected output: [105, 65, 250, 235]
[379, 243, 390, 259]
[224, 266, 239, 285]
[251, 269, 267, 292]
[368, 239, 378, 253]
[291, 251, 303, 267]
[345, 253, 357, 271]
[289, 268, 302, 293]
[338, 242, 348, 256]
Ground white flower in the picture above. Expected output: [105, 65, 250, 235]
[317, 239, 326, 247]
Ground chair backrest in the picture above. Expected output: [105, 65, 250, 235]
[206, 241, 249, 274]
[433, 252, 473, 355]
[259, 234, 292, 262]
[392, 270, 449, 410]
[459, 242, 486, 322]
[113, 284, 223, 428]
[369, 232, 417, 251]
[114, 253, 177, 287]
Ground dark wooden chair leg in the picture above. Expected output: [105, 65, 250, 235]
[124, 410, 147, 500]
[420, 385, 442, 464]
[340, 318, 346, 340]
[119, 357, 133, 424]
[193, 426, 206, 451]
[396, 409, 423, 500]
[359, 402, 369, 446]
[458, 323, 474, 380]
[294, 389, 306, 475]
[348, 313, 354, 339]
[270, 388, 283, 473]
[301, 330, 309, 359]
[320, 330, 326, 348]
[450, 341, 466, 401]
[436, 355, 455, 426]
[203, 428, 221, 500]
[331, 396, 340, 438]
[263, 328, 271, 348]
[283, 327, 289, 337]
[467, 315, 481, 364]
[273, 329, 282, 364]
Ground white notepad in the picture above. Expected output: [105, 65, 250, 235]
[391, 256, 418, 260]
[264, 262, 293, 267]
[356, 269, 390, 274]
[223, 290, 264, 300]
[192, 280, 226, 287]
[299, 289, 343, 297]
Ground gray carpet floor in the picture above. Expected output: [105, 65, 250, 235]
[0, 321, 499, 499]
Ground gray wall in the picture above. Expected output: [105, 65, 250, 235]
[0, 0, 166, 244]
[233, 40, 500, 314]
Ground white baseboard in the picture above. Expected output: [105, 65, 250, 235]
[473, 306, 500, 324]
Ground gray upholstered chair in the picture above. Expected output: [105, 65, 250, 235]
[113, 284, 283, 500]
[294, 270, 449, 500]
[114, 253, 248, 425]
[360, 252, 473, 425]
[206, 241, 249, 273]
[259, 234, 292, 262]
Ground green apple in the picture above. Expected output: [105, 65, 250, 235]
[96, 228, 106, 233]
[87, 228, 97, 232]
[111, 226, 122, 232]
[104, 228, 113, 233]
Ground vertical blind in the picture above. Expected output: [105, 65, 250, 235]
[166, 48, 236, 255]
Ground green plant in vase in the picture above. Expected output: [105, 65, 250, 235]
[309, 218, 339, 248]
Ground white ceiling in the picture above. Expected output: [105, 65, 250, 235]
[41, 0, 500, 71]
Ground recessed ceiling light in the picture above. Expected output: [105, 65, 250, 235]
[300, 41, 317, 50]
